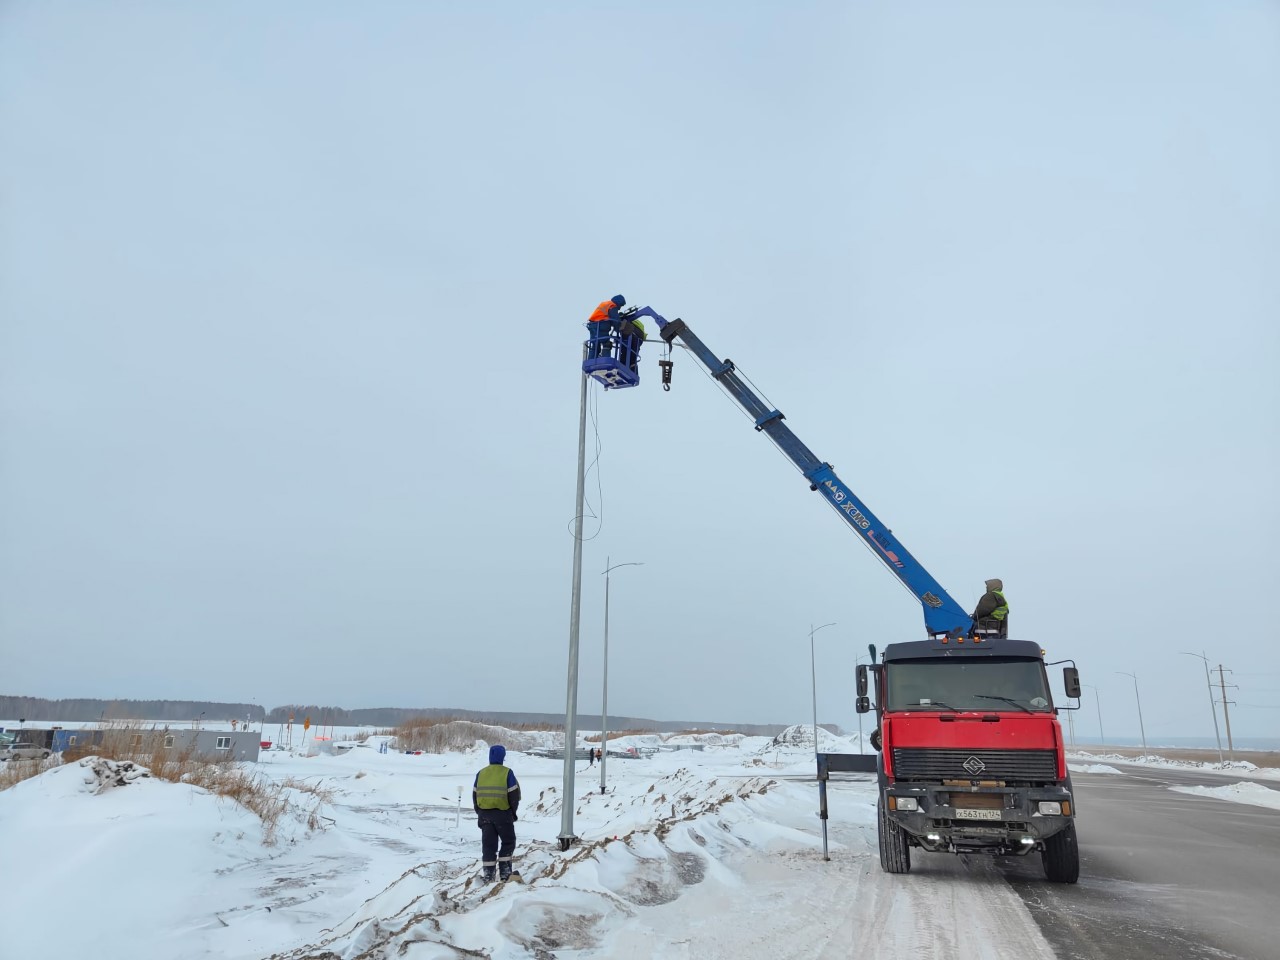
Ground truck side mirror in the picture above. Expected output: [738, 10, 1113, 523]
[867, 644, 877, 663]
[856, 696, 870, 714]
[1063, 667, 1081, 700]
[856, 664, 868, 698]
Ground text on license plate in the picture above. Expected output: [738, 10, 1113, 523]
[955, 808, 1002, 820]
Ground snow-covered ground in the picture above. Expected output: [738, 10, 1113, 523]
[1066, 762, 1124, 774]
[1066, 749, 1280, 780]
[1168, 781, 1280, 812]
[5, 727, 1278, 959]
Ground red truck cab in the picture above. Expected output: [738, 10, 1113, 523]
[857, 636, 1082, 883]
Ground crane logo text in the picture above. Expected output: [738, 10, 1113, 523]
[823, 480, 871, 529]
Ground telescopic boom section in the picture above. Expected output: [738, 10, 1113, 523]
[635, 307, 974, 639]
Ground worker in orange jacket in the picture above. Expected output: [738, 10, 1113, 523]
[587, 295, 626, 359]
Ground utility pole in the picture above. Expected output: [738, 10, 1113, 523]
[1083, 683, 1104, 746]
[559, 347, 590, 851]
[1180, 651, 1223, 763]
[1217, 665, 1236, 759]
[1116, 672, 1147, 753]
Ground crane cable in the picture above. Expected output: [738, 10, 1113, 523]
[676, 341, 925, 607]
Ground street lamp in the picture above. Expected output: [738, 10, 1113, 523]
[601, 557, 643, 794]
[1082, 684, 1104, 746]
[809, 622, 837, 755]
[1116, 671, 1147, 753]
[1179, 651, 1224, 763]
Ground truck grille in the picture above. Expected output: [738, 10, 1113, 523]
[892, 748, 1057, 782]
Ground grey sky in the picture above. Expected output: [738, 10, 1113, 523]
[2, 1, 1277, 741]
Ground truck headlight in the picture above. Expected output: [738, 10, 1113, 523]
[895, 797, 919, 811]
[1037, 801, 1062, 815]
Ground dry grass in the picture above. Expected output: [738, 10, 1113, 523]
[393, 717, 543, 754]
[0, 755, 58, 791]
[9, 720, 332, 843]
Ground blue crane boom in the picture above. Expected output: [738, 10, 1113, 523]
[629, 306, 975, 639]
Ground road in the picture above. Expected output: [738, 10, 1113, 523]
[782, 761, 1279, 959]
[983, 763, 1280, 960]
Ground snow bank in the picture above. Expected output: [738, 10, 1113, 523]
[1067, 762, 1123, 774]
[1169, 781, 1280, 811]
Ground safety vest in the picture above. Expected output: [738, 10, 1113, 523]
[475, 764, 513, 810]
[588, 300, 616, 324]
[990, 590, 1009, 621]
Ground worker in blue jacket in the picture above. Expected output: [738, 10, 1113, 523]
[473, 744, 521, 881]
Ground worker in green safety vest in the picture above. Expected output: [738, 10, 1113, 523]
[971, 578, 1009, 636]
[473, 744, 521, 882]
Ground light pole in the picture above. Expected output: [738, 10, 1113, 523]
[1083, 684, 1104, 746]
[1116, 671, 1147, 753]
[1179, 651, 1223, 763]
[559, 345, 590, 851]
[809, 622, 837, 755]
[601, 557, 643, 794]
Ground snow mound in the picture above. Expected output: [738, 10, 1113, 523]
[1068, 751, 1262, 775]
[758, 724, 849, 754]
[1068, 763, 1122, 774]
[1170, 781, 1280, 811]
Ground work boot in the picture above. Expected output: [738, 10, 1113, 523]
[482, 866, 496, 883]
[498, 863, 512, 882]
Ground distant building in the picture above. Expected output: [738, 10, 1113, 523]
[22, 726, 262, 763]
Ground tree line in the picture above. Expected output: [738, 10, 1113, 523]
[2, 695, 789, 736]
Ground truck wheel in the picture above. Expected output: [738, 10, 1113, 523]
[877, 796, 911, 874]
[1041, 822, 1080, 883]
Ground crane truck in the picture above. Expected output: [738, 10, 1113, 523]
[585, 307, 1083, 883]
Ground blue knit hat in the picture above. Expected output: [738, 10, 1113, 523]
[489, 744, 506, 765]
[611, 295, 626, 306]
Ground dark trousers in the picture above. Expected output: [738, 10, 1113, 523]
[479, 810, 516, 872]
[589, 320, 616, 359]
[624, 336, 642, 372]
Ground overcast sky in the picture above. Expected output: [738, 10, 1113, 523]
[2, 1, 1277, 742]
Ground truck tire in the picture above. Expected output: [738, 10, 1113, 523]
[877, 795, 911, 874]
[1041, 821, 1079, 883]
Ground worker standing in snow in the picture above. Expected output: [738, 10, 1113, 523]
[587, 295, 626, 359]
[473, 744, 521, 882]
[971, 578, 1009, 636]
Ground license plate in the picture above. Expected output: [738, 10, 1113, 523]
[955, 808, 1002, 821]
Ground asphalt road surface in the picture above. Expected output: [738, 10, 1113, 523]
[969, 763, 1280, 960]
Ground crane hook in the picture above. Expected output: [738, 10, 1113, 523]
[659, 358, 673, 392]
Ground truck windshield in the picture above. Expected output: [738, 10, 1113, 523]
[886, 657, 1052, 712]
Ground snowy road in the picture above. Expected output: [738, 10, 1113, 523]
[607, 778, 1056, 960]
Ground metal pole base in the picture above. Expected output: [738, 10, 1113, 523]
[558, 835, 577, 851]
